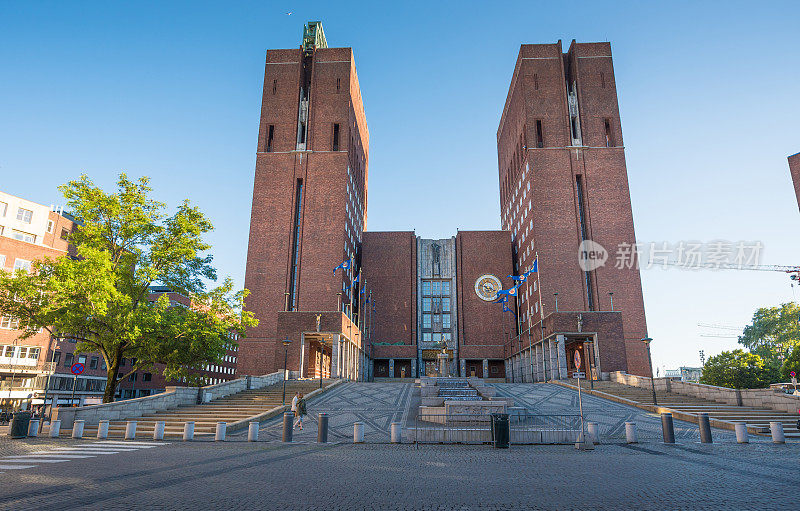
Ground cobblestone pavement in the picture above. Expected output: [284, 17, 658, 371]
[0, 438, 798, 510]
[245, 382, 413, 443]
[494, 383, 752, 442]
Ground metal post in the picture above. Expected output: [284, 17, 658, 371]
[125, 420, 137, 440]
[319, 345, 323, 389]
[282, 339, 291, 405]
[183, 421, 195, 441]
[282, 412, 293, 442]
[698, 413, 712, 443]
[390, 422, 401, 443]
[317, 413, 329, 443]
[735, 422, 748, 443]
[643, 337, 657, 406]
[770, 421, 785, 443]
[353, 422, 364, 443]
[661, 413, 675, 444]
[625, 422, 637, 443]
[609, 292, 614, 311]
[215, 422, 226, 442]
[97, 420, 109, 439]
[154, 421, 165, 441]
[71, 374, 78, 405]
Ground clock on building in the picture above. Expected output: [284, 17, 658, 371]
[474, 274, 502, 302]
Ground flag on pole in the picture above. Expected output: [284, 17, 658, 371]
[333, 258, 353, 275]
[494, 284, 520, 300]
[348, 274, 360, 290]
[508, 273, 528, 282]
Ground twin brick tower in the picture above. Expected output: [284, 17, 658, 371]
[239, 22, 649, 382]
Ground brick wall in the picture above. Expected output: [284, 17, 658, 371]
[789, 152, 800, 212]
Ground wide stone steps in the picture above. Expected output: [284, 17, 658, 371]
[53, 379, 328, 439]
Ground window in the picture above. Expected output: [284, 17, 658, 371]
[90, 356, 99, 369]
[47, 220, 54, 233]
[0, 201, 7, 216]
[604, 119, 615, 147]
[533, 73, 539, 90]
[442, 281, 450, 295]
[128, 373, 137, 382]
[143, 372, 152, 382]
[78, 355, 86, 364]
[53, 351, 61, 365]
[442, 298, 450, 312]
[120, 358, 126, 366]
[600, 72, 606, 88]
[421, 281, 431, 295]
[64, 353, 74, 367]
[422, 298, 431, 312]
[18, 347, 28, 358]
[272, 79, 277, 95]
[336, 77, 341, 92]
[431, 281, 440, 295]
[2, 345, 14, 357]
[266, 125, 274, 152]
[16, 208, 32, 223]
[0, 316, 20, 329]
[535, 120, 544, 148]
[28, 348, 39, 359]
[423, 314, 431, 328]
[332, 123, 340, 151]
[442, 315, 451, 329]
[60, 228, 70, 241]
[0, 255, 5, 268]
[13, 259, 32, 272]
[12, 230, 35, 244]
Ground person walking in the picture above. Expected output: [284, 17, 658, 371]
[293, 393, 306, 430]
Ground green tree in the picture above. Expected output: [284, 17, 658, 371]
[0, 174, 257, 403]
[699, 349, 780, 389]
[738, 302, 800, 367]
[780, 344, 800, 380]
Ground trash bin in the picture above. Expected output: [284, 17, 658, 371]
[490, 413, 510, 448]
[8, 411, 32, 439]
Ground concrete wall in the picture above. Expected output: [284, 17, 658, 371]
[53, 371, 283, 428]
[610, 371, 800, 413]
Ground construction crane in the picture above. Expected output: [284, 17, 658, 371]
[662, 261, 800, 282]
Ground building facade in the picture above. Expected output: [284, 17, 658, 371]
[789, 152, 800, 212]
[239, 28, 650, 381]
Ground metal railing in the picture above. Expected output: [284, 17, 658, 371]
[410, 412, 582, 445]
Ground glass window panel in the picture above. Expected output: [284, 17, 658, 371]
[422, 332, 431, 342]
[433, 333, 442, 343]
[442, 315, 451, 329]
[443, 333, 452, 342]
[442, 281, 450, 294]
[442, 298, 450, 312]
[422, 281, 431, 295]
[422, 298, 431, 312]
[423, 314, 431, 328]
[431, 281, 440, 295]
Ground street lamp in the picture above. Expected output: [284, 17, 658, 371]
[608, 292, 614, 312]
[642, 337, 657, 406]
[281, 339, 292, 405]
[554, 292, 559, 312]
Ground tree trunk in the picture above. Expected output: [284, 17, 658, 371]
[102, 363, 119, 403]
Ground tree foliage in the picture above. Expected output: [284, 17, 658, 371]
[780, 344, 800, 381]
[699, 349, 780, 389]
[0, 174, 257, 402]
[738, 302, 800, 367]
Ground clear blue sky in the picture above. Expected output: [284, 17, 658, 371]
[1, 1, 798, 371]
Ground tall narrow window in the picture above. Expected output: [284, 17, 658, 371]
[533, 73, 539, 90]
[336, 77, 341, 92]
[288, 179, 304, 311]
[600, 72, 605, 88]
[266, 125, 274, 152]
[604, 119, 614, 147]
[332, 123, 340, 151]
[535, 120, 544, 148]
[272, 79, 277, 95]
[575, 175, 595, 310]
[570, 116, 579, 141]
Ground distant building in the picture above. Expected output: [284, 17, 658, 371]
[789, 152, 800, 212]
[664, 367, 702, 382]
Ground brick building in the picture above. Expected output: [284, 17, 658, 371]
[789, 152, 800, 212]
[241, 26, 650, 381]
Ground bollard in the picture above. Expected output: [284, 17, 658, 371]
[183, 422, 195, 441]
[125, 421, 137, 440]
[625, 422, 637, 444]
[215, 422, 227, 442]
[390, 422, 402, 444]
[49, 419, 61, 438]
[72, 420, 85, 439]
[153, 421, 165, 441]
[698, 413, 713, 444]
[770, 421, 785, 444]
[97, 420, 109, 439]
[248, 421, 259, 442]
[661, 413, 675, 444]
[735, 422, 749, 444]
[27, 419, 40, 438]
[282, 412, 293, 442]
[353, 422, 365, 443]
[587, 422, 599, 444]
[317, 413, 329, 443]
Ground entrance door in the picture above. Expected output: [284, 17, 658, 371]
[424, 360, 438, 376]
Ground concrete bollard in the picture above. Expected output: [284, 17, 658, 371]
[390, 422, 402, 443]
[49, 420, 61, 438]
[770, 421, 785, 444]
[97, 420, 109, 439]
[125, 421, 137, 440]
[625, 422, 637, 444]
[282, 412, 293, 442]
[735, 422, 749, 444]
[248, 421, 259, 442]
[72, 420, 85, 439]
[317, 413, 328, 443]
[661, 413, 675, 444]
[587, 422, 599, 444]
[215, 422, 227, 442]
[27, 419, 40, 438]
[698, 413, 713, 444]
[354, 422, 365, 443]
[153, 421, 165, 441]
[183, 422, 195, 441]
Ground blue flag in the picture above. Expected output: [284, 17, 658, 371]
[495, 284, 520, 300]
[508, 274, 527, 282]
[529, 258, 538, 274]
[347, 274, 360, 290]
[333, 258, 352, 275]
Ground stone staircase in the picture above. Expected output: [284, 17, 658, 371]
[437, 379, 480, 401]
[55, 380, 330, 439]
[565, 379, 800, 438]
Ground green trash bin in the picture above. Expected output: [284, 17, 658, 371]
[8, 411, 31, 439]
[490, 413, 510, 448]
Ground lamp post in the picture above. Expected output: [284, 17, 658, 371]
[642, 337, 657, 406]
[554, 292, 559, 312]
[608, 292, 614, 312]
[281, 339, 292, 405]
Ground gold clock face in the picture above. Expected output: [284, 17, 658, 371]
[474, 274, 502, 302]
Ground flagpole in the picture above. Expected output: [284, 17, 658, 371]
[536, 252, 547, 383]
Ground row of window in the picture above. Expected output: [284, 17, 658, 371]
[0, 202, 33, 224]
[0, 256, 32, 272]
[204, 364, 235, 375]
[0, 345, 40, 360]
[422, 313, 451, 330]
[421, 332, 452, 343]
[422, 297, 450, 313]
[421, 280, 451, 297]
[264, 122, 343, 153]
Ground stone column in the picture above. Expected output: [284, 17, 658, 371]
[482, 359, 489, 380]
[389, 359, 395, 378]
[411, 358, 417, 378]
[548, 340, 558, 380]
[534, 345, 541, 382]
[459, 359, 466, 378]
[504, 359, 511, 382]
[556, 334, 568, 379]
[299, 333, 306, 379]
